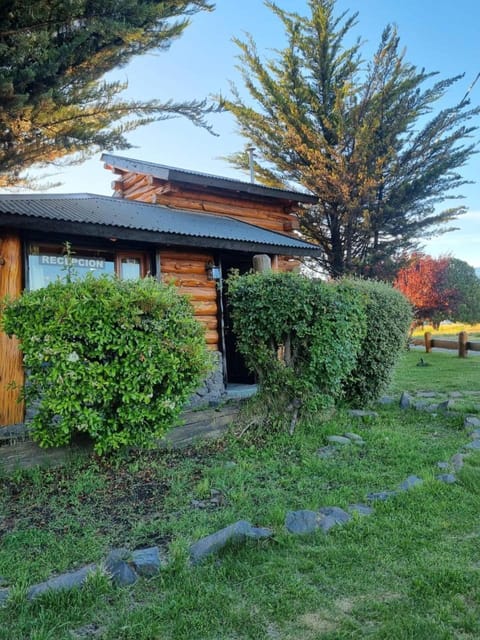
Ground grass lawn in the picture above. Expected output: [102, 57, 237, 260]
[390, 349, 480, 396]
[1, 351, 480, 639]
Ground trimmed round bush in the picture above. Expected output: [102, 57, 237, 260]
[340, 278, 412, 404]
[227, 271, 367, 424]
[2, 275, 211, 454]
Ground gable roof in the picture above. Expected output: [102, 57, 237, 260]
[0, 193, 321, 256]
[101, 153, 319, 205]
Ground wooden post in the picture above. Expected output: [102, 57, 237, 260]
[253, 254, 271, 273]
[458, 331, 468, 358]
[0, 232, 24, 426]
[424, 331, 432, 353]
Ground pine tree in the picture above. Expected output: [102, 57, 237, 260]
[223, 0, 479, 277]
[0, 0, 215, 188]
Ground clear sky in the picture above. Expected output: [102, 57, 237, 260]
[27, 1, 480, 267]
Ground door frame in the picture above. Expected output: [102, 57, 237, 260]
[218, 252, 256, 385]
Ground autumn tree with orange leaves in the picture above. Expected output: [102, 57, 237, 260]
[394, 254, 480, 327]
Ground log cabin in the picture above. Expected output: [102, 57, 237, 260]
[0, 154, 320, 427]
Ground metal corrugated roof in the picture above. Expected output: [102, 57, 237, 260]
[0, 193, 320, 255]
[101, 153, 319, 205]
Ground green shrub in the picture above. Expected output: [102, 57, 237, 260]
[227, 271, 367, 429]
[340, 278, 412, 404]
[1, 275, 211, 454]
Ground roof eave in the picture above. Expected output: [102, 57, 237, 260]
[0, 214, 321, 257]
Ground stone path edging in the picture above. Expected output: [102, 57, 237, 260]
[1, 390, 478, 606]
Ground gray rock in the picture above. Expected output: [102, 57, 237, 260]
[465, 439, 480, 450]
[348, 503, 374, 516]
[378, 396, 395, 405]
[414, 401, 429, 410]
[27, 564, 97, 600]
[366, 490, 398, 502]
[190, 520, 272, 564]
[317, 515, 339, 533]
[317, 445, 337, 459]
[449, 391, 464, 398]
[285, 510, 321, 535]
[399, 392, 412, 409]
[285, 508, 348, 535]
[437, 461, 450, 470]
[348, 410, 378, 418]
[464, 415, 480, 429]
[132, 547, 162, 577]
[451, 453, 465, 470]
[0, 423, 29, 442]
[0, 588, 10, 607]
[399, 475, 423, 491]
[437, 399, 454, 411]
[318, 506, 351, 525]
[425, 403, 439, 413]
[417, 391, 437, 398]
[437, 473, 456, 484]
[104, 549, 138, 587]
[191, 499, 208, 509]
[344, 432, 365, 444]
[469, 429, 480, 439]
[327, 435, 352, 445]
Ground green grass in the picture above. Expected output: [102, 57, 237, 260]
[390, 349, 480, 394]
[1, 352, 480, 639]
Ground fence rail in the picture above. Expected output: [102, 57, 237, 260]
[411, 331, 480, 358]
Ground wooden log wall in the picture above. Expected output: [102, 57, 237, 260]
[275, 255, 301, 273]
[159, 250, 219, 350]
[111, 170, 300, 234]
[0, 232, 24, 426]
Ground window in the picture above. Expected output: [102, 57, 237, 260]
[27, 244, 149, 290]
[28, 244, 115, 290]
[116, 252, 149, 280]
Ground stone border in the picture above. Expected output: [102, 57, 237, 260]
[1, 391, 478, 606]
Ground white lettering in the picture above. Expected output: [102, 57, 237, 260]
[39, 255, 106, 269]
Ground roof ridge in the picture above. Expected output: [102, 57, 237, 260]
[101, 153, 318, 204]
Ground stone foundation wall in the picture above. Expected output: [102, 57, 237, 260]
[186, 351, 226, 409]
[16, 352, 227, 425]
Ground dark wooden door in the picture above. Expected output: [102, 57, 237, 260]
[220, 253, 255, 384]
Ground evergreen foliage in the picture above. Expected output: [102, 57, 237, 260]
[1, 275, 211, 454]
[340, 278, 412, 404]
[223, 0, 479, 278]
[0, 0, 215, 188]
[227, 271, 366, 431]
[443, 259, 480, 325]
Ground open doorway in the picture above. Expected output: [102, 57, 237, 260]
[219, 252, 256, 385]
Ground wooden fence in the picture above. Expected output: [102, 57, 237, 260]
[411, 331, 480, 358]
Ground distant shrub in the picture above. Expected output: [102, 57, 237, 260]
[340, 278, 412, 404]
[1, 275, 211, 454]
[227, 271, 367, 430]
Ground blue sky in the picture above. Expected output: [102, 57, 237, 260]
[29, 1, 480, 266]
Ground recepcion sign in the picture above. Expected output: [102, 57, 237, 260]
[40, 256, 106, 269]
